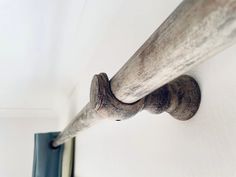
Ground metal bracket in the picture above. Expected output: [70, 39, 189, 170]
[90, 73, 201, 121]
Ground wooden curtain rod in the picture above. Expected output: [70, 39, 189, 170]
[53, 0, 236, 147]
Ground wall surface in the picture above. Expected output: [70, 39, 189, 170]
[0, 111, 59, 177]
[0, 0, 236, 177]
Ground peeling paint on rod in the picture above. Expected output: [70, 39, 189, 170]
[53, 0, 236, 147]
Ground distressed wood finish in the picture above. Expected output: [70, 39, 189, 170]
[53, 73, 201, 146]
[53, 0, 236, 146]
[144, 75, 201, 120]
[111, 0, 236, 103]
[52, 103, 100, 147]
[53, 73, 145, 147]
[90, 73, 144, 121]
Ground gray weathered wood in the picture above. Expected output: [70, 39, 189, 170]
[53, 0, 236, 147]
[53, 103, 100, 147]
[111, 0, 236, 103]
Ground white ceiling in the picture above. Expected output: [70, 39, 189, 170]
[0, 0, 87, 111]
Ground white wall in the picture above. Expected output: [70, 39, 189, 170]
[0, 110, 59, 177]
[1, 0, 236, 177]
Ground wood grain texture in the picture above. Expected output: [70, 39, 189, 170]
[90, 73, 144, 121]
[52, 103, 100, 147]
[111, 0, 236, 103]
[144, 75, 201, 120]
[53, 74, 201, 146]
[53, 0, 236, 146]
[53, 73, 145, 146]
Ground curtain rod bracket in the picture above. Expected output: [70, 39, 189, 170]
[91, 73, 201, 121]
[90, 73, 145, 121]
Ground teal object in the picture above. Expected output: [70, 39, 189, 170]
[32, 132, 64, 177]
